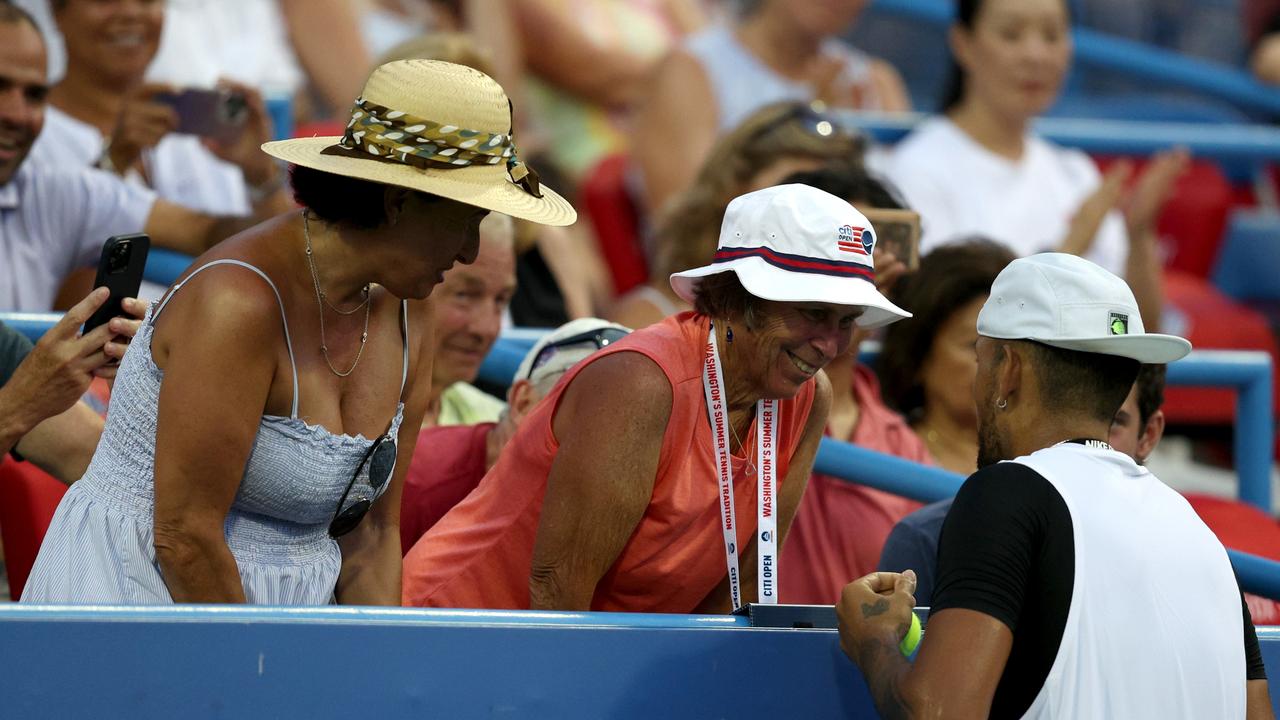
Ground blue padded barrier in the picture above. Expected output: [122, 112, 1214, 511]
[0, 604, 1278, 717]
[869, 0, 1280, 116]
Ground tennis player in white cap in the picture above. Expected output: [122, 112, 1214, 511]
[837, 253, 1271, 719]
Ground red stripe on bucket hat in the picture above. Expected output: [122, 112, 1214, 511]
[712, 246, 875, 282]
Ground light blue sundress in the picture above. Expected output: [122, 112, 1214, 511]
[22, 260, 406, 605]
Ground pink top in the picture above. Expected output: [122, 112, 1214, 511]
[399, 422, 494, 554]
[781, 364, 930, 604]
[402, 313, 817, 612]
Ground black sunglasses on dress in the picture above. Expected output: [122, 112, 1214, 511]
[329, 433, 397, 538]
[526, 327, 631, 379]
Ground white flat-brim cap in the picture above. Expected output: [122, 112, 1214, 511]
[977, 252, 1191, 363]
[669, 184, 911, 329]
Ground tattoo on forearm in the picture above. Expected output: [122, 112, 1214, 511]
[861, 598, 890, 619]
[855, 636, 916, 720]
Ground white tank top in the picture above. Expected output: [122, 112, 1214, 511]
[1015, 443, 1245, 719]
[684, 24, 880, 133]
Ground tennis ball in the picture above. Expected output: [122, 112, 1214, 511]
[899, 611, 922, 657]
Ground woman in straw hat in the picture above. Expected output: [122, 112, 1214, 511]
[403, 183, 910, 613]
[22, 60, 574, 606]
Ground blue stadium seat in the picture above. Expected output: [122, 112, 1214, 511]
[1211, 210, 1280, 303]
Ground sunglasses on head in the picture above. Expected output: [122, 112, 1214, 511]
[527, 327, 630, 379]
[753, 102, 842, 143]
[329, 433, 397, 538]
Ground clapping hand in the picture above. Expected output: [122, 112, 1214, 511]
[1124, 147, 1190, 237]
[1061, 148, 1191, 256]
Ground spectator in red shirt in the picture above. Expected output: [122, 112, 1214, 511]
[399, 318, 631, 553]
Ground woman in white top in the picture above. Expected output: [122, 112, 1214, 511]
[634, 0, 909, 216]
[880, 0, 1186, 331]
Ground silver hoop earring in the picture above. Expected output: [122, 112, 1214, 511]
[996, 398, 1008, 410]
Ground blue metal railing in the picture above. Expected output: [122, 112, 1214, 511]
[839, 111, 1280, 162]
[479, 339, 1274, 511]
[144, 247, 194, 287]
[870, 0, 1280, 116]
[814, 437, 1280, 600]
[4, 317, 1272, 513]
[1167, 351, 1276, 510]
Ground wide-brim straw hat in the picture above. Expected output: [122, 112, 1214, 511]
[262, 60, 576, 227]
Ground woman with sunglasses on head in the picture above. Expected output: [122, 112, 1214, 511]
[879, 0, 1185, 331]
[403, 183, 910, 613]
[22, 61, 575, 606]
[633, 0, 910, 215]
[609, 101, 864, 331]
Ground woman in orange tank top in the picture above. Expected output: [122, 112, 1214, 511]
[402, 184, 911, 612]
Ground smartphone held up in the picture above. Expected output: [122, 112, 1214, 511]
[83, 234, 150, 338]
[151, 87, 249, 145]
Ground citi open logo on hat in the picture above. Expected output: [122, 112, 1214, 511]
[837, 225, 874, 256]
[1109, 312, 1129, 336]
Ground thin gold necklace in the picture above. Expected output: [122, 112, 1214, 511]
[730, 418, 757, 476]
[303, 210, 371, 378]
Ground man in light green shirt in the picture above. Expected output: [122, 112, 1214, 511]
[424, 213, 516, 428]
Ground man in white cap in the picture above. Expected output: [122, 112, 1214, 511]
[400, 318, 630, 552]
[836, 253, 1271, 719]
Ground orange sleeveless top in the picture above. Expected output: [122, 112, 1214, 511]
[402, 313, 816, 612]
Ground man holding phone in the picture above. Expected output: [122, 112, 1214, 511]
[0, 287, 143, 483]
[0, 3, 287, 312]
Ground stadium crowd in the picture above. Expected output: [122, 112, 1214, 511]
[1, 0, 1279, 716]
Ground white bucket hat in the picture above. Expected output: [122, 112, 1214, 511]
[669, 184, 911, 328]
[262, 60, 576, 227]
[977, 253, 1191, 363]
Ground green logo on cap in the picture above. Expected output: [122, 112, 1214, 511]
[1109, 313, 1129, 336]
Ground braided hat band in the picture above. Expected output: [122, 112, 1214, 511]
[320, 97, 542, 198]
[262, 60, 574, 226]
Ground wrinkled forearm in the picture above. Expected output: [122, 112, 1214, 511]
[154, 528, 246, 603]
